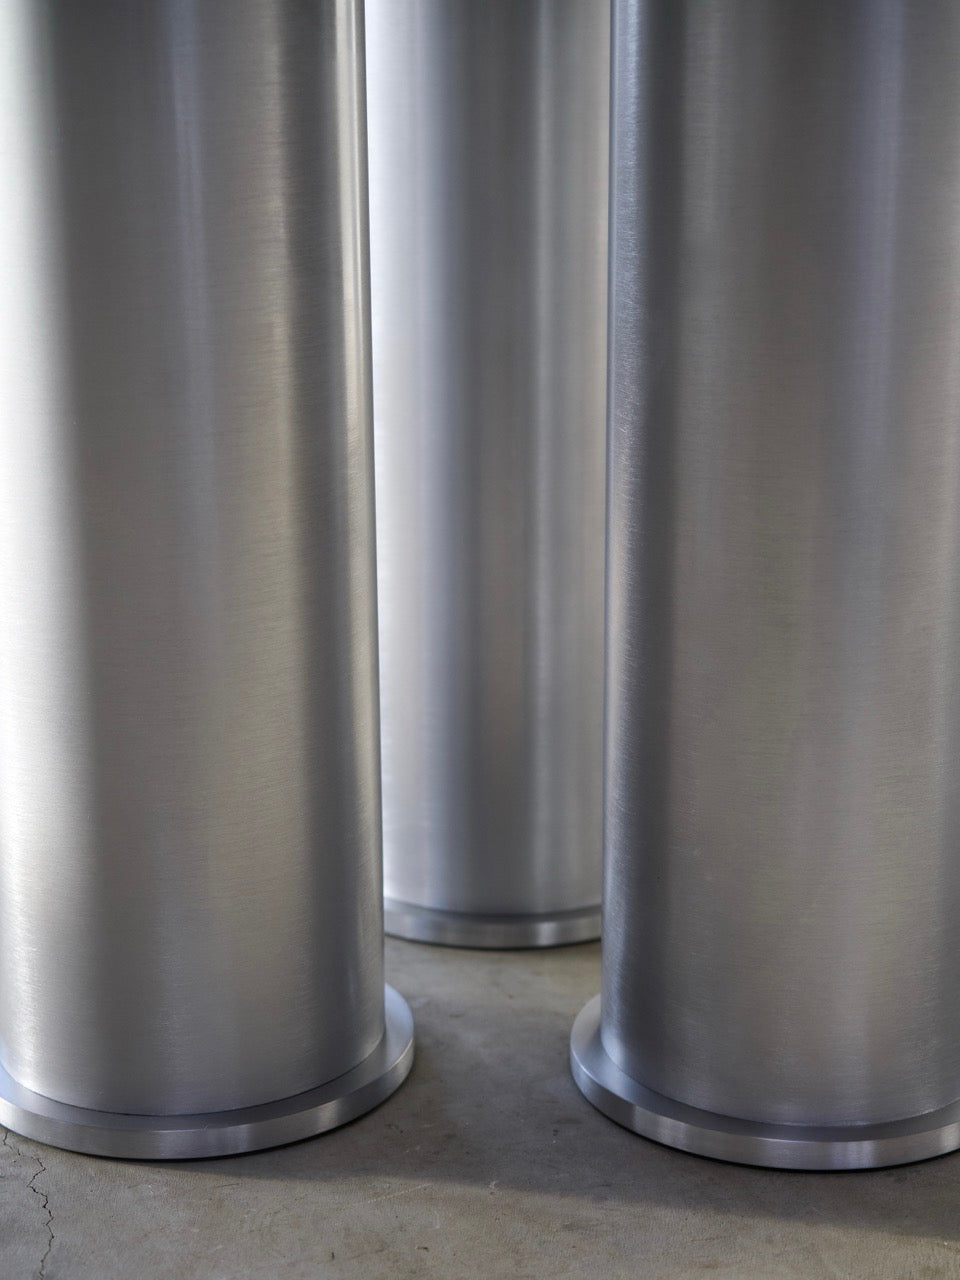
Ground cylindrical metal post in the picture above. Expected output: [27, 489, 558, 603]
[572, 0, 960, 1168]
[366, 0, 610, 948]
[0, 0, 412, 1159]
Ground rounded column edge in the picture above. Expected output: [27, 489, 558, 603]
[570, 995, 960, 1171]
[0, 985, 414, 1160]
[384, 898, 601, 949]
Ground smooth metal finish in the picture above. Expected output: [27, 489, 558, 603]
[383, 899, 600, 951]
[366, 0, 609, 947]
[0, 0, 411, 1157]
[571, 998, 960, 1172]
[575, 0, 960, 1168]
[0, 987, 413, 1162]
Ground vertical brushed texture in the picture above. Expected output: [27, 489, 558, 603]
[604, 0, 960, 1127]
[367, 0, 609, 923]
[0, 0, 383, 1116]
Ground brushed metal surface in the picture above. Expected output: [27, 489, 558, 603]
[383, 899, 600, 950]
[582, 0, 960, 1162]
[366, 0, 609, 941]
[0, 986, 413, 1161]
[571, 997, 960, 1171]
[0, 0, 398, 1135]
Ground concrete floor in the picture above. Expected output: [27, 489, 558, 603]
[2, 939, 960, 1279]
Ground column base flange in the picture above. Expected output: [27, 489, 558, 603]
[0, 984, 414, 1160]
[570, 995, 960, 1170]
[384, 897, 600, 949]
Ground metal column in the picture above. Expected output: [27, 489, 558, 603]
[0, 0, 412, 1159]
[366, 0, 609, 948]
[573, 0, 960, 1168]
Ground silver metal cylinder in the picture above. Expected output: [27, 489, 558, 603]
[572, 0, 960, 1168]
[366, 0, 609, 948]
[0, 0, 413, 1159]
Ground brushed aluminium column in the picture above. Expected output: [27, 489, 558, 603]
[0, 0, 413, 1159]
[366, 0, 609, 948]
[572, 0, 960, 1168]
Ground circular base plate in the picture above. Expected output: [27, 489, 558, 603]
[570, 995, 960, 1170]
[384, 897, 601, 949]
[0, 985, 414, 1160]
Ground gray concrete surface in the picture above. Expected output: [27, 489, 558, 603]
[2, 938, 960, 1279]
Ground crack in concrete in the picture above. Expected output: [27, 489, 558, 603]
[2, 1128, 55, 1277]
[27, 1155, 54, 1280]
